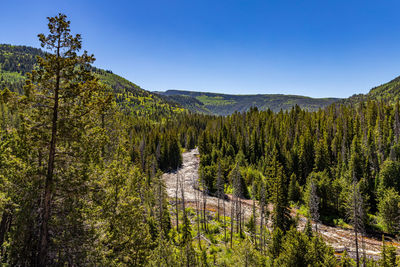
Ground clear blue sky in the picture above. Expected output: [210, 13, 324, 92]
[1, 0, 400, 98]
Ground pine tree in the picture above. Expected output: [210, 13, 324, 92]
[269, 152, 290, 231]
[259, 181, 267, 253]
[97, 150, 153, 266]
[339, 250, 355, 267]
[303, 218, 313, 238]
[22, 14, 110, 265]
[288, 173, 300, 203]
[216, 161, 224, 221]
[233, 163, 243, 235]
[269, 227, 283, 260]
[379, 235, 397, 267]
[377, 187, 400, 234]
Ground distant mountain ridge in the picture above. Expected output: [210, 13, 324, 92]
[0, 44, 184, 117]
[157, 89, 340, 115]
[160, 73, 400, 115]
[4, 44, 400, 117]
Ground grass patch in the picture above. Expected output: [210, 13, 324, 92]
[196, 95, 236, 106]
[333, 218, 352, 229]
[297, 204, 309, 217]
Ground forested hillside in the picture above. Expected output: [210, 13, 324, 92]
[345, 76, 400, 105]
[159, 93, 211, 114]
[0, 44, 184, 119]
[157, 89, 340, 115]
[1, 13, 400, 267]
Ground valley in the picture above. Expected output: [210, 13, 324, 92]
[164, 149, 400, 261]
[158, 89, 340, 115]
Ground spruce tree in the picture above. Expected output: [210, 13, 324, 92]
[288, 173, 300, 203]
[269, 151, 290, 231]
[379, 235, 397, 267]
[22, 14, 110, 265]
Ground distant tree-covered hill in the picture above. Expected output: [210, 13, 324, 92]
[158, 94, 211, 114]
[0, 44, 184, 118]
[344, 75, 400, 104]
[157, 89, 340, 115]
[5, 43, 400, 118]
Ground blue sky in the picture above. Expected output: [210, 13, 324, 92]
[1, 0, 400, 98]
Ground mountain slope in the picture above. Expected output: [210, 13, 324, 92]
[0, 44, 184, 117]
[8, 43, 400, 117]
[158, 94, 211, 114]
[368, 76, 400, 100]
[157, 89, 340, 115]
[344, 76, 400, 105]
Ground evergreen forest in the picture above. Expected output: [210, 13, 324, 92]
[2, 13, 400, 266]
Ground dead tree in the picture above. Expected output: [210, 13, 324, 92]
[180, 173, 186, 216]
[348, 179, 365, 267]
[230, 192, 234, 248]
[309, 179, 320, 233]
[394, 102, 400, 143]
[200, 171, 208, 232]
[180, 172, 187, 244]
[153, 165, 165, 265]
[156, 142, 161, 163]
[223, 187, 226, 246]
[194, 179, 201, 249]
[259, 182, 266, 253]
[175, 172, 180, 232]
[156, 172, 164, 239]
[252, 182, 257, 247]
[216, 161, 227, 244]
[362, 234, 366, 267]
[216, 162, 224, 222]
[0, 208, 12, 257]
[233, 164, 243, 236]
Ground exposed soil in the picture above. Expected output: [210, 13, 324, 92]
[163, 148, 399, 259]
[163, 148, 255, 219]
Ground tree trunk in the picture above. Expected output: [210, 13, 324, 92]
[355, 229, 359, 267]
[217, 195, 220, 222]
[175, 174, 179, 232]
[223, 195, 226, 246]
[101, 112, 106, 157]
[362, 234, 366, 267]
[0, 210, 12, 257]
[252, 198, 256, 247]
[230, 196, 234, 248]
[38, 42, 61, 266]
[158, 177, 163, 239]
[181, 177, 186, 242]
[260, 203, 264, 253]
[203, 192, 207, 232]
[196, 189, 201, 249]
[238, 199, 242, 235]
